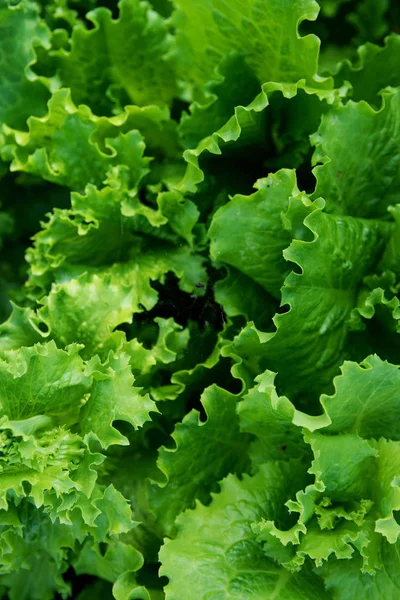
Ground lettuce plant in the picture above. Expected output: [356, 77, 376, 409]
[1, 0, 400, 598]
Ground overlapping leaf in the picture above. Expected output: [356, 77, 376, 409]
[242, 356, 400, 583]
[149, 384, 250, 535]
[160, 463, 331, 600]
[1, 0, 400, 598]
[219, 175, 392, 399]
[1, 89, 150, 191]
[51, 0, 177, 113]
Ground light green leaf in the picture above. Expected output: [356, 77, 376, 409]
[26, 185, 138, 288]
[81, 352, 156, 449]
[251, 361, 400, 570]
[0, 501, 75, 600]
[281, 517, 375, 570]
[93, 484, 137, 536]
[53, 0, 177, 112]
[147, 317, 190, 365]
[346, 275, 400, 366]
[306, 431, 377, 502]
[160, 463, 331, 599]
[178, 53, 263, 150]
[238, 370, 312, 466]
[147, 319, 230, 404]
[318, 542, 400, 600]
[380, 205, 400, 277]
[113, 572, 151, 600]
[33, 244, 206, 356]
[31, 267, 145, 355]
[255, 436, 378, 571]
[172, 0, 325, 88]
[0, 416, 84, 509]
[101, 446, 164, 562]
[25, 182, 199, 298]
[0, 340, 90, 421]
[320, 355, 400, 440]
[1, 89, 150, 191]
[370, 439, 400, 543]
[0, 470, 136, 598]
[40, 0, 83, 31]
[121, 316, 191, 384]
[149, 384, 251, 535]
[157, 191, 199, 245]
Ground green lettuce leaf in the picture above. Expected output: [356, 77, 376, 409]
[312, 87, 400, 218]
[1, 89, 150, 191]
[380, 205, 400, 277]
[346, 272, 400, 365]
[213, 266, 277, 330]
[81, 352, 156, 449]
[225, 200, 391, 399]
[31, 244, 206, 356]
[238, 370, 311, 466]
[74, 538, 143, 584]
[317, 540, 400, 600]
[335, 34, 400, 107]
[178, 54, 263, 151]
[0, 501, 76, 600]
[177, 81, 342, 194]
[0, 336, 144, 599]
[51, 0, 177, 113]
[0, 341, 89, 422]
[248, 356, 400, 577]
[172, 0, 325, 89]
[209, 169, 306, 299]
[1, 1, 400, 598]
[160, 462, 332, 599]
[0, 0, 51, 129]
[25, 182, 199, 299]
[149, 384, 250, 536]
[319, 354, 400, 439]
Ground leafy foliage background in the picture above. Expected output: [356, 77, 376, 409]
[1, 0, 400, 598]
